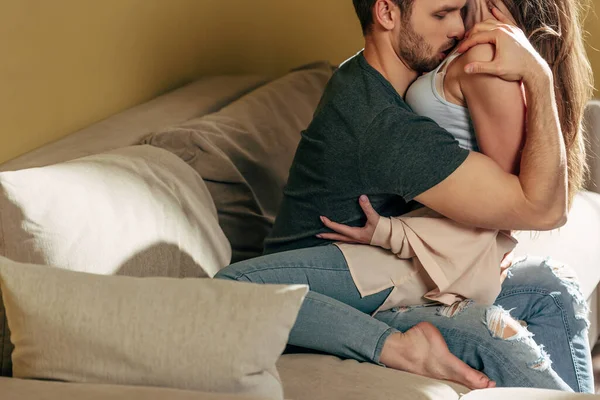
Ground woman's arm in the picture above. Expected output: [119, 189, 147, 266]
[451, 43, 526, 174]
[451, 47, 522, 247]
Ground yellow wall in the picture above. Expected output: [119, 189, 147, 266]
[0, 0, 256, 164]
[0, 0, 365, 164]
[1, 0, 598, 164]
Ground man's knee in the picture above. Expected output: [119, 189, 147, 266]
[540, 258, 583, 295]
[510, 256, 590, 326]
[512, 257, 584, 299]
[542, 258, 589, 324]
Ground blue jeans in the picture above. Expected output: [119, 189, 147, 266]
[215, 245, 593, 392]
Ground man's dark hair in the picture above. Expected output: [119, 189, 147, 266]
[352, 0, 413, 35]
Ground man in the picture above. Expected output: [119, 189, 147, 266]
[216, 0, 593, 392]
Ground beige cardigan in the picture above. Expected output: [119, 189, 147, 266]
[336, 207, 517, 315]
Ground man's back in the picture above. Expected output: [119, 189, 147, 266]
[264, 52, 468, 255]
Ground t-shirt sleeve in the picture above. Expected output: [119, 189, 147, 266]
[359, 107, 470, 202]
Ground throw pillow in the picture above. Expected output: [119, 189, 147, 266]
[0, 256, 307, 399]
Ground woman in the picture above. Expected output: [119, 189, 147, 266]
[216, 0, 594, 392]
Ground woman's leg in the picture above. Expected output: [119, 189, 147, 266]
[216, 245, 555, 389]
[216, 245, 395, 363]
[374, 301, 573, 391]
[495, 256, 594, 393]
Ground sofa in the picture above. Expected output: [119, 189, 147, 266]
[1, 62, 600, 400]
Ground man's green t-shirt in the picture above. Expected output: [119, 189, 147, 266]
[263, 52, 469, 255]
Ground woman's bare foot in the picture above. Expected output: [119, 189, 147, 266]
[379, 322, 495, 390]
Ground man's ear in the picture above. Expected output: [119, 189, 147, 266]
[373, 0, 400, 31]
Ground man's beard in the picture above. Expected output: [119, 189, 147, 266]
[398, 22, 455, 73]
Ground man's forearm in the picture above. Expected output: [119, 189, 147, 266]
[517, 67, 568, 227]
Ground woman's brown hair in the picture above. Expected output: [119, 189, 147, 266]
[502, 0, 595, 208]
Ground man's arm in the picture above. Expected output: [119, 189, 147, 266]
[415, 19, 567, 231]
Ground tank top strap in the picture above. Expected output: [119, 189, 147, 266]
[438, 49, 462, 75]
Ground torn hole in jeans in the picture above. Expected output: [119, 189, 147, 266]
[436, 299, 474, 318]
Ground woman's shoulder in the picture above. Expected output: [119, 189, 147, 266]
[456, 43, 496, 65]
[446, 43, 496, 81]
[443, 44, 499, 105]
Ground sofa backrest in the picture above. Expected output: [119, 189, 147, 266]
[584, 100, 600, 194]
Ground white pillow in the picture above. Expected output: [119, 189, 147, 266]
[0, 257, 307, 399]
[0, 145, 230, 277]
[0, 145, 232, 376]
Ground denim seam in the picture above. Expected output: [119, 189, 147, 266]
[230, 266, 352, 281]
[496, 288, 583, 392]
[374, 327, 397, 365]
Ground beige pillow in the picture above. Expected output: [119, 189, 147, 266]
[142, 63, 334, 263]
[0, 145, 232, 376]
[0, 256, 307, 399]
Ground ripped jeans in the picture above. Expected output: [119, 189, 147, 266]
[215, 245, 593, 393]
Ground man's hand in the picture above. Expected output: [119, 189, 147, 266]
[457, 7, 551, 83]
[317, 195, 380, 244]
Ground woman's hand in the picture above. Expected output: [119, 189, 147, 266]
[500, 250, 514, 282]
[317, 195, 380, 244]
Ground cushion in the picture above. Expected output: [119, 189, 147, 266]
[583, 100, 600, 195]
[463, 388, 598, 399]
[0, 257, 307, 399]
[0, 377, 268, 400]
[277, 353, 468, 400]
[0, 75, 267, 172]
[0, 145, 232, 376]
[142, 62, 334, 262]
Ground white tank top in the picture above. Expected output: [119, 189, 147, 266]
[405, 52, 479, 152]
